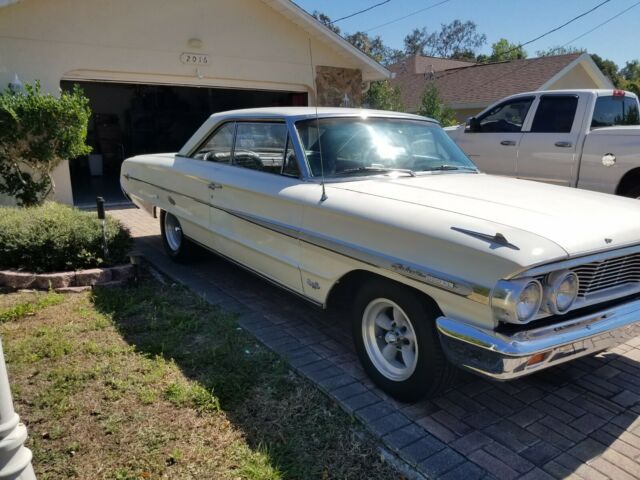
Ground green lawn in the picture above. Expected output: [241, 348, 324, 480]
[0, 276, 401, 480]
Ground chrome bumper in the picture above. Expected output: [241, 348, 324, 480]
[436, 297, 640, 380]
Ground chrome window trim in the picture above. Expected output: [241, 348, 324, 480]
[123, 174, 491, 304]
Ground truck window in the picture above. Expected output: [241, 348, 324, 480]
[531, 96, 578, 133]
[474, 97, 534, 133]
[591, 95, 640, 128]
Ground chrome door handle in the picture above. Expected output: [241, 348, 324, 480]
[208, 182, 223, 190]
[555, 141, 573, 148]
[500, 140, 516, 146]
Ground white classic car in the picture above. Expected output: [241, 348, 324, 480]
[121, 107, 640, 401]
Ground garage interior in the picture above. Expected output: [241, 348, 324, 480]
[60, 80, 307, 207]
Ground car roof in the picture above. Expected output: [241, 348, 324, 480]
[208, 106, 434, 122]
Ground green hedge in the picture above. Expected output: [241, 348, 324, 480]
[0, 202, 132, 273]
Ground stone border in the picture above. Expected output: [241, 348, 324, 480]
[0, 265, 134, 291]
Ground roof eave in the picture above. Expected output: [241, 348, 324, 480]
[262, 0, 391, 81]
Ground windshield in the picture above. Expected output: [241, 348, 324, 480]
[295, 117, 477, 178]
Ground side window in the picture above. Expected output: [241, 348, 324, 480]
[282, 136, 300, 177]
[531, 96, 578, 133]
[591, 95, 640, 128]
[193, 122, 235, 163]
[233, 122, 288, 174]
[475, 97, 534, 133]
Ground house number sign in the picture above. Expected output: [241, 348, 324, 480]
[180, 53, 210, 65]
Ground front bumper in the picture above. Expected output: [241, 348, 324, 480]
[436, 297, 640, 380]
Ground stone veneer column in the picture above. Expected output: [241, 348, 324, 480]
[315, 66, 363, 107]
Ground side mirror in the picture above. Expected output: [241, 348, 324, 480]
[466, 117, 481, 133]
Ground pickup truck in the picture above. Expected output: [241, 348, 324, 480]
[445, 89, 640, 197]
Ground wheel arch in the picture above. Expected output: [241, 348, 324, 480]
[615, 167, 640, 197]
[325, 269, 443, 315]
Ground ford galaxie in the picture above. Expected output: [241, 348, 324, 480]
[121, 107, 640, 401]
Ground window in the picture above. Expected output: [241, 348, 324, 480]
[295, 118, 476, 177]
[591, 95, 640, 128]
[531, 96, 578, 133]
[475, 97, 534, 133]
[282, 136, 300, 177]
[233, 122, 288, 174]
[193, 122, 235, 163]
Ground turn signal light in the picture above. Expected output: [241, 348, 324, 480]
[526, 352, 549, 367]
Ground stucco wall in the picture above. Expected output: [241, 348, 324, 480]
[0, 0, 369, 204]
[545, 63, 601, 90]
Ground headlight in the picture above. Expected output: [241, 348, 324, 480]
[491, 278, 543, 324]
[544, 270, 579, 314]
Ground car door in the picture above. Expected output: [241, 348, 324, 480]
[454, 96, 534, 176]
[203, 120, 306, 294]
[516, 94, 583, 186]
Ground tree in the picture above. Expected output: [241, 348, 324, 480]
[431, 20, 486, 58]
[591, 54, 622, 87]
[485, 38, 527, 62]
[312, 10, 340, 35]
[363, 80, 404, 111]
[345, 31, 403, 66]
[621, 60, 640, 96]
[0, 82, 91, 206]
[417, 84, 457, 126]
[403, 20, 486, 59]
[535, 45, 585, 57]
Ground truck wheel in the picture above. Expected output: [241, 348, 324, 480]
[621, 185, 640, 199]
[160, 211, 194, 263]
[352, 278, 456, 401]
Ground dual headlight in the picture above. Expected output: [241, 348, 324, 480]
[491, 270, 579, 324]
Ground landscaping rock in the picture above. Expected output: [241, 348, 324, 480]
[0, 270, 36, 289]
[74, 268, 112, 286]
[55, 285, 92, 293]
[109, 264, 134, 281]
[34, 271, 75, 290]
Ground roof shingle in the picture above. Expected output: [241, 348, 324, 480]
[392, 54, 582, 111]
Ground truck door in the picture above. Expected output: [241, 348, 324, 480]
[454, 96, 534, 177]
[516, 94, 583, 186]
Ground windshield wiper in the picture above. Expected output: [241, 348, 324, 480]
[339, 166, 416, 177]
[426, 165, 477, 172]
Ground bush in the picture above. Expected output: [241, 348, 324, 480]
[0, 202, 132, 273]
[0, 82, 91, 206]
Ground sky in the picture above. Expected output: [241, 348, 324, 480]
[294, 0, 639, 67]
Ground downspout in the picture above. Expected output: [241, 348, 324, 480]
[0, 338, 35, 480]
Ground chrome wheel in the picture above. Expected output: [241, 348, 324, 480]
[163, 213, 183, 252]
[362, 298, 418, 381]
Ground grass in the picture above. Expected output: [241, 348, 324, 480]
[0, 274, 401, 480]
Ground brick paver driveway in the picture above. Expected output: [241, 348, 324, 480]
[111, 206, 640, 480]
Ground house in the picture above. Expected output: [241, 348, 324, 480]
[391, 53, 612, 122]
[0, 0, 389, 206]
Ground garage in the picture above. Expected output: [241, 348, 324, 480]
[0, 0, 389, 207]
[61, 80, 307, 206]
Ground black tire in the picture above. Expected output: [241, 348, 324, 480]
[160, 210, 194, 263]
[620, 184, 640, 199]
[352, 278, 456, 402]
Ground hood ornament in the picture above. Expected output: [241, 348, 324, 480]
[451, 227, 520, 250]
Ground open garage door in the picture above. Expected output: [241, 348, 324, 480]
[60, 80, 307, 207]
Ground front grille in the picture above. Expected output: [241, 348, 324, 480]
[573, 253, 640, 298]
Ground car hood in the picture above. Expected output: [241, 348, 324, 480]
[328, 173, 640, 257]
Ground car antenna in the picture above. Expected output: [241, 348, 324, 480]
[308, 38, 328, 202]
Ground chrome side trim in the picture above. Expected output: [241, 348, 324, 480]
[123, 175, 491, 302]
[437, 297, 640, 380]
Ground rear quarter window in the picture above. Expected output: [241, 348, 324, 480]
[591, 95, 640, 128]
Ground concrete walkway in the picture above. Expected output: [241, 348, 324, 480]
[111, 206, 640, 480]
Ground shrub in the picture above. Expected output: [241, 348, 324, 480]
[0, 202, 132, 273]
[0, 82, 91, 206]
